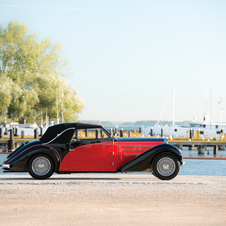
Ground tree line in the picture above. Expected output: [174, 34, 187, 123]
[0, 21, 84, 125]
[79, 120, 190, 127]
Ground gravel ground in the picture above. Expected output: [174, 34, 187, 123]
[0, 174, 226, 226]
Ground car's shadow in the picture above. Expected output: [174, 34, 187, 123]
[0, 177, 121, 181]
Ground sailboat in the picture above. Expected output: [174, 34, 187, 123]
[142, 89, 226, 138]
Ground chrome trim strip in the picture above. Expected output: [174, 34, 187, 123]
[43, 127, 75, 144]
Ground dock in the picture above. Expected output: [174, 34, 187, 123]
[0, 127, 226, 157]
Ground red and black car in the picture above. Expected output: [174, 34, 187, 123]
[1, 123, 185, 180]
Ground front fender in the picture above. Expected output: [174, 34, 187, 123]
[120, 143, 183, 172]
[5, 144, 61, 172]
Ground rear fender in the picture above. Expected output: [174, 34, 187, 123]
[120, 143, 183, 172]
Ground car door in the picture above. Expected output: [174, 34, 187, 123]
[68, 138, 115, 171]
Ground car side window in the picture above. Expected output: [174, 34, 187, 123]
[71, 128, 110, 141]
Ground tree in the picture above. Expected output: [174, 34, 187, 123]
[0, 21, 84, 124]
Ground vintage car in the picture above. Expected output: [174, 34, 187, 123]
[1, 123, 185, 180]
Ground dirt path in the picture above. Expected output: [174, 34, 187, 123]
[0, 174, 226, 226]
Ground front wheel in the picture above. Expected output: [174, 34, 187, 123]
[28, 154, 54, 179]
[152, 153, 180, 180]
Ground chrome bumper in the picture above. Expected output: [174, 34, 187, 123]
[1, 164, 10, 170]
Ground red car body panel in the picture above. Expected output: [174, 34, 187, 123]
[115, 141, 164, 169]
[59, 140, 164, 172]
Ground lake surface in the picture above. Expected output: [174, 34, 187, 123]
[182, 146, 226, 158]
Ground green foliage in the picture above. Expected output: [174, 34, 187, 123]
[0, 74, 13, 113]
[0, 21, 84, 124]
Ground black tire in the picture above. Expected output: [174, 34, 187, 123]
[152, 152, 180, 180]
[28, 154, 54, 179]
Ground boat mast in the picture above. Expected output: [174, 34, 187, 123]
[46, 107, 49, 128]
[210, 78, 212, 129]
[173, 85, 175, 126]
[206, 83, 208, 113]
[219, 92, 224, 123]
[56, 89, 59, 124]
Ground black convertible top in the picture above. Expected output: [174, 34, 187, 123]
[40, 123, 102, 144]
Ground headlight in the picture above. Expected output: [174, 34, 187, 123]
[1, 164, 10, 169]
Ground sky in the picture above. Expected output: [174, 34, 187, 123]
[1, 0, 226, 123]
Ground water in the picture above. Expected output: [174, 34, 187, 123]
[1, 153, 226, 176]
[182, 146, 226, 158]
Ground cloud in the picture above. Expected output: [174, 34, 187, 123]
[0, 5, 112, 11]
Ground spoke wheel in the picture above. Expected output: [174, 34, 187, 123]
[152, 153, 180, 180]
[28, 154, 54, 179]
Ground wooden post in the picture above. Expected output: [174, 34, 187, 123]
[0, 127, 2, 139]
[34, 128, 38, 139]
[95, 130, 98, 139]
[150, 128, 153, 136]
[195, 131, 198, 138]
[161, 128, 164, 137]
[85, 129, 88, 137]
[214, 145, 218, 155]
[8, 129, 15, 152]
[4, 127, 8, 135]
[2, 144, 7, 152]
[39, 127, 43, 137]
[189, 129, 192, 139]
[14, 126, 19, 137]
[120, 129, 123, 137]
[128, 131, 131, 137]
[21, 130, 24, 139]
[12, 126, 15, 136]
[198, 146, 204, 154]
[197, 130, 200, 139]
[220, 133, 223, 141]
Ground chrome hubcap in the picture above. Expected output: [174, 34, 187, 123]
[32, 157, 51, 176]
[157, 157, 175, 176]
[38, 163, 45, 168]
[163, 163, 170, 170]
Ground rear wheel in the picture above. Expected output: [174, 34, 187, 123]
[152, 153, 180, 180]
[28, 154, 54, 179]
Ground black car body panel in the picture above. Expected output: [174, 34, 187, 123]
[120, 143, 183, 172]
[4, 140, 61, 172]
